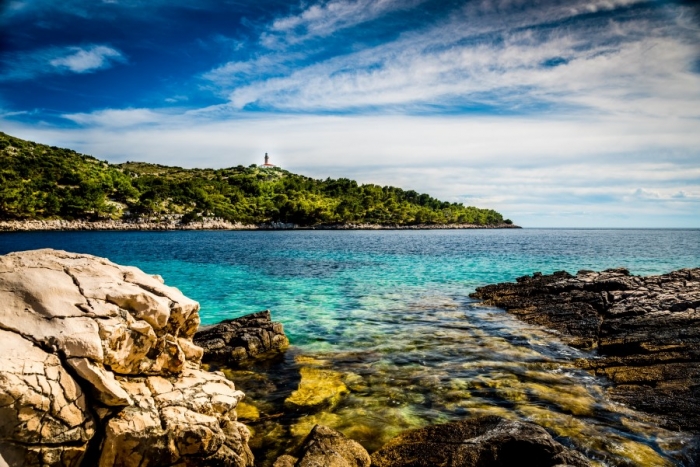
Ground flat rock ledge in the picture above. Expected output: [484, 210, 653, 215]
[0, 249, 253, 467]
[194, 310, 289, 364]
[471, 267, 700, 432]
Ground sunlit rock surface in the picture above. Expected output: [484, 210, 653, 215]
[471, 267, 700, 432]
[0, 249, 253, 467]
[0, 329, 94, 467]
[273, 424, 370, 467]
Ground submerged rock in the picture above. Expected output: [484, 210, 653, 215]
[284, 367, 349, 411]
[471, 267, 700, 432]
[194, 310, 289, 363]
[273, 425, 370, 467]
[0, 249, 253, 467]
[370, 415, 590, 467]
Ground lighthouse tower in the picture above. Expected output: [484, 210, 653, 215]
[262, 153, 276, 168]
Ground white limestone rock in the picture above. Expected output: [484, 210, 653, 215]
[0, 249, 252, 467]
[0, 329, 95, 466]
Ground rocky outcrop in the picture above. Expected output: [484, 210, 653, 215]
[370, 416, 590, 467]
[470, 268, 700, 431]
[0, 249, 253, 467]
[194, 310, 289, 363]
[273, 425, 370, 467]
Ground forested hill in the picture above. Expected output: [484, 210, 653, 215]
[0, 132, 512, 226]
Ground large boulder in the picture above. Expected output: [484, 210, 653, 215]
[471, 268, 700, 432]
[370, 416, 590, 467]
[273, 425, 370, 467]
[0, 249, 253, 467]
[194, 310, 289, 363]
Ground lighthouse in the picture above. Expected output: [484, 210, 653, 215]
[262, 153, 276, 168]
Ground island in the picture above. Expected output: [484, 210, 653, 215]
[0, 132, 517, 230]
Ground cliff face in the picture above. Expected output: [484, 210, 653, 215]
[0, 249, 253, 467]
[471, 267, 700, 432]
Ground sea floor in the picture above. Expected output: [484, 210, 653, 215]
[210, 297, 697, 467]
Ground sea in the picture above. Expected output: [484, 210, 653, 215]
[2, 229, 699, 466]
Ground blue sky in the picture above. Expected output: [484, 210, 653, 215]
[1, 0, 699, 227]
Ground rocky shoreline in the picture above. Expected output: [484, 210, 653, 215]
[471, 267, 700, 433]
[0, 219, 520, 232]
[4, 249, 697, 466]
[0, 249, 583, 467]
[194, 311, 290, 363]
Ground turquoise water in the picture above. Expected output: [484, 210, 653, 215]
[2, 229, 700, 466]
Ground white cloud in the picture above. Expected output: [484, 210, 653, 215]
[205, 0, 427, 88]
[49, 45, 124, 73]
[0, 44, 125, 81]
[219, 14, 700, 118]
[202, 0, 700, 122]
[63, 108, 163, 127]
[262, 0, 426, 47]
[204, 52, 305, 88]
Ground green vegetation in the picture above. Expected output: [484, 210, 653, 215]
[0, 132, 510, 226]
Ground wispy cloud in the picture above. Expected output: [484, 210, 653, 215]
[63, 108, 163, 127]
[261, 0, 426, 47]
[209, 2, 700, 118]
[204, 0, 426, 89]
[0, 45, 125, 81]
[197, 0, 700, 124]
[49, 45, 124, 73]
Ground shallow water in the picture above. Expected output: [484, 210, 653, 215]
[2, 229, 700, 465]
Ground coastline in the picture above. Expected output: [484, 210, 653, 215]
[3, 247, 699, 465]
[0, 219, 521, 232]
[471, 268, 700, 433]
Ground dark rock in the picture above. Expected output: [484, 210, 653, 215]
[370, 415, 590, 467]
[273, 425, 370, 467]
[470, 268, 700, 431]
[194, 310, 289, 363]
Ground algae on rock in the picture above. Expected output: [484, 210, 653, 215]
[284, 367, 349, 411]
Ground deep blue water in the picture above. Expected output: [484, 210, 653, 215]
[2, 229, 699, 465]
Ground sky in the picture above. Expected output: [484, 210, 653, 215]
[1, 0, 699, 227]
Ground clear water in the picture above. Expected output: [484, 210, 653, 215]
[2, 229, 699, 466]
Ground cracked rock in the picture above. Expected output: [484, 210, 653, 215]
[0, 249, 253, 467]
